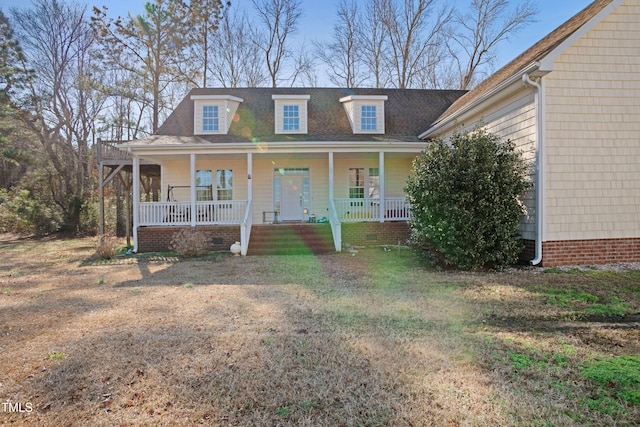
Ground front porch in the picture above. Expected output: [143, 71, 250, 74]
[135, 197, 412, 254]
[124, 147, 421, 255]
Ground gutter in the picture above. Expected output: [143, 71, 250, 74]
[522, 73, 544, 266]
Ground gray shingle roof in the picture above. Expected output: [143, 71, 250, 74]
[153, 87, 466, 143]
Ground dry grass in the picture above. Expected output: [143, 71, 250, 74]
[0, 234, 638, 426]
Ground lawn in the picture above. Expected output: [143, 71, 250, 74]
[1, 235, 639, 426]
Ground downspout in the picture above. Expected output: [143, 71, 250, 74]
[522, 73, 544, 266]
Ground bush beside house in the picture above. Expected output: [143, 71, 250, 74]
[406, 129, 530, 270]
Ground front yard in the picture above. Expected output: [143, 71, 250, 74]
[1, 235, 639, 426]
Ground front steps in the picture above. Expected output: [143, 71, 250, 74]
[248, 223, 335, 255]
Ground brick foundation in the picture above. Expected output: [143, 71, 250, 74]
[541, 238, 640, 267]
[341, 222, 410, 247]
[137, 225, 240, 253]
[519, 239, 536, 264]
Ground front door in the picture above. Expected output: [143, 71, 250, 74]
[280, 175, 304, 221]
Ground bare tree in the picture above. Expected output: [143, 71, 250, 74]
[92, 0, 195, 132]
[360, 0, 390, 88]
[378, 0, 453, 89]
[209, 7, 267, 88]
[314, 0, 366, 88]
[289, 42, 318, 87]
[12, 0, 106, 231]
[185, 0, 228, 87]
[251, 0, 303, 87]
[450, 0, 537, 89]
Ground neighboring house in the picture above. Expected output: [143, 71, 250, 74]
[419, 0, 640, 266]
[118, 88, 465, 255]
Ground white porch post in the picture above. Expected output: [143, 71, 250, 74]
[247, 152, 253, 202]
[328, 152, 334, 201]
[190, 153, 196, 227]
[379, 151, 385, 222]
[132, 155, 140, 252]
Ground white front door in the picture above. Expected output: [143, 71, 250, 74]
[280, 175, 304, 221]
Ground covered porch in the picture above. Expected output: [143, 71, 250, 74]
[126, 144, 420, 254]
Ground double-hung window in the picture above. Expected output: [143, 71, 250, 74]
[196, 170, 213, 201]
[202, 105, 219, 132]
[368, 168, 379, 199]
[348, 168, 365, 199]
[216, 169, 233, 201]
[283, 105, 300, 131]
[361, 105, 377, 131]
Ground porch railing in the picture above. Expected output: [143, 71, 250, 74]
[139, 200, 248, 226]
[333, 197, 412, 222]
[98, 139, 131, 162]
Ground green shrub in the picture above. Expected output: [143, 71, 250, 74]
[405, 129, 530, 269]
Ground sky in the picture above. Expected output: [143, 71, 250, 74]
[1, 0, 596, 82]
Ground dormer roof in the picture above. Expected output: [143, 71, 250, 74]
[151, 88, 466, 144]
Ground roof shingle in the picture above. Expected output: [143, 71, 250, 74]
[155, 87, 466, 143]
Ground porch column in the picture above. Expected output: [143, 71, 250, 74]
[99, 164, 104, 236]
[190, 153, 196, 227]
[247, 152, 253, 202]
[132, 155, 140, 252]
[379, 151, 385, 223]
[328, 152, 334, 201]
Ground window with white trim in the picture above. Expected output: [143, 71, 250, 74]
[216, 169, 233, 200]
[368, 168, 379, 198]
[348, 168, 365, 199]
[361, 105, 377, 131]
[339, 95, 387, 134]
[202, 105, 219, 132]
[283, 105, 300, 131]
[196, 170, 213, 201]
[272, 95, 309, 134]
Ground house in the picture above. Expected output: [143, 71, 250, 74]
[114, 0, 639, 265]
[117, 88, 465, 255]
[419, 0, 640, 266]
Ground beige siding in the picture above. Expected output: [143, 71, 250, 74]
[162, 157, 247, 202]
[544, 0, 640, 241]
[341, 100, 386, 134]
[193, 99, 241, 135]
[333, 153, 412, 198]
[161, 153, 416, 224]
[252, 154, 327, 223]
[383, 155, 414, 198]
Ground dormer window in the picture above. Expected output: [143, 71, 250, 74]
[283, 105, 300, 131]
[191, 95, 243, 135]
[273, 95, 309, 134]
[202, 105, 219, 132]
[361, 105, 377, 131]
[340, 95, 387, 134]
